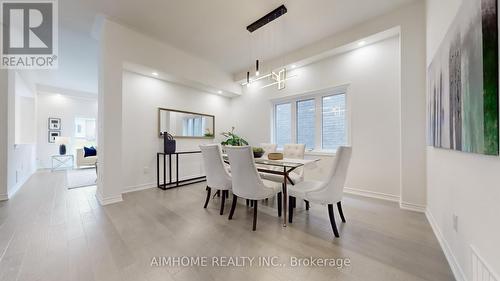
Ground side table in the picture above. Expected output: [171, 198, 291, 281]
[52, 155, 74, 172]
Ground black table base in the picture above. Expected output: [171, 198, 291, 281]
[157, 151, 206, 190]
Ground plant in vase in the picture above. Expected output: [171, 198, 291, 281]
[252, 147, 265, 158]
[220, 127, 248, 147]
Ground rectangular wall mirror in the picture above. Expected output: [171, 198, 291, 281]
[158, 108, 215, 139]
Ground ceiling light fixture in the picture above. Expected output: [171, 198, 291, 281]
[291, 64, 297, 68]
[358, 41, 366, 46]
[244, 5, 296, 90]
[217, 90, 222, 94]
[152, 72, 158, 76]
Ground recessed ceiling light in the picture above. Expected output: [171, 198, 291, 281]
[358, 41, 366, 46]
[291, 64, 297, 68]
[152, 72, 158, 76]
[217, 90, 222, 94]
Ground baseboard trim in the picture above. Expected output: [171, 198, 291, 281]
[95, 191, 123, 206]
[425, 209, 466, 281]
[123, 182, 155, 194]
[7, 168, 37, 200]
[0, 193, 8, 201]
[400, 201, 426, 213]
[344, 187, 400, 202]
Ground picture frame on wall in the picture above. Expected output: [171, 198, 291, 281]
[48, 118, 61, 130]
[48, 131, 60, 143]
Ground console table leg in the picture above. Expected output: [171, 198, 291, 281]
[176, 154, 179, 187]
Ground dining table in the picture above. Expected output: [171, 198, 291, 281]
[223, 155, 320, 227]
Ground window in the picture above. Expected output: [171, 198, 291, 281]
[322, 94, 346, 150]
[296, 99, 315, 150]
[75, 118, 96, 140]
[275, 103, 292, 149]
[272, 87, 348, 153]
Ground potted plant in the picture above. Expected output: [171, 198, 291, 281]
[252, 147, 265, 158]
[220, 127, 248, 146]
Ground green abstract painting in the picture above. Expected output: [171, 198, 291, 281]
[428, 0, 499, 155]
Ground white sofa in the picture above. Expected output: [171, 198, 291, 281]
[76, 148, 97, 168]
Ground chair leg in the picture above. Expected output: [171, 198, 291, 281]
[213, 190, 220, 199]
[252, 200, 258, 231]
[337, 201, 346, 223]
[305, 200, 310, 210]
[226, 191, 229, 198]
[228, 195, 238, 220]
[220, 190, 226, 215]
[277, 192, 282, 217]
[328, 204, 340, 238]
[246, 199, 249, 206]
[203, 187, 211, 208]
[288, 196, 295, 223]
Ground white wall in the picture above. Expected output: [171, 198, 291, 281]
[0, 70, 8, 200]
[426, 0, 500, 280]
[232, 36, 401, 200]
[36, 92, 98, 169]
[6, 71, 38, 198]
[122, 71, 232, 191]
[15, 71, 37, 144]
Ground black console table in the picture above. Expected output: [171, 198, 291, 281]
[156, 151, 206, 190]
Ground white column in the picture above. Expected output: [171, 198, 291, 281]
[95, 21, 124, 205]
[399, 2, 427, 211]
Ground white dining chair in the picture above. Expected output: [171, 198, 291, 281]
[260, 143, 306, 185]
[200, 144, 232, 215]
[287, 146, 352, 238]
[259, 143, 277, 157]
[225, 146, 282, 231]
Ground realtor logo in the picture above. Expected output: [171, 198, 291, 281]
[1, 0, 58, 69]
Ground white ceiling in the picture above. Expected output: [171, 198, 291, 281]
[70, 0, 417, 74]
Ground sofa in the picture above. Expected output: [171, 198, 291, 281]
[76, 148, 97, 168]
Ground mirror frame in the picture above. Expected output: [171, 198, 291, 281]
[158, 107, 215, 139]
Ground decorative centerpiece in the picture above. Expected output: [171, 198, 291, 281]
[162, 131, 176, 154]
[268, 152, 284, 160]
[253, 147, 264, 158]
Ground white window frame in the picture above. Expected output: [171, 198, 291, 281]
[271, 84, 351, 155]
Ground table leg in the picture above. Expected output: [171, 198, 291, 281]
[282, 166, 287, 227]
[157, 154, 160, 188]
[163, 154, 166, 189]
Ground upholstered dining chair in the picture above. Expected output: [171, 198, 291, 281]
[259, 143, 277, 157]
[260, 143, 306, 185]
[200, 144, 232, 215]
[287, 146, 352, 238]
[225, 146, 282, 231]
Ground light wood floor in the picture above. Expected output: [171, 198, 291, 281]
[0, 171, 454, 281]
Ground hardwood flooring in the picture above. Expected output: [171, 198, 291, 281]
[0, 171, 454, 281]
